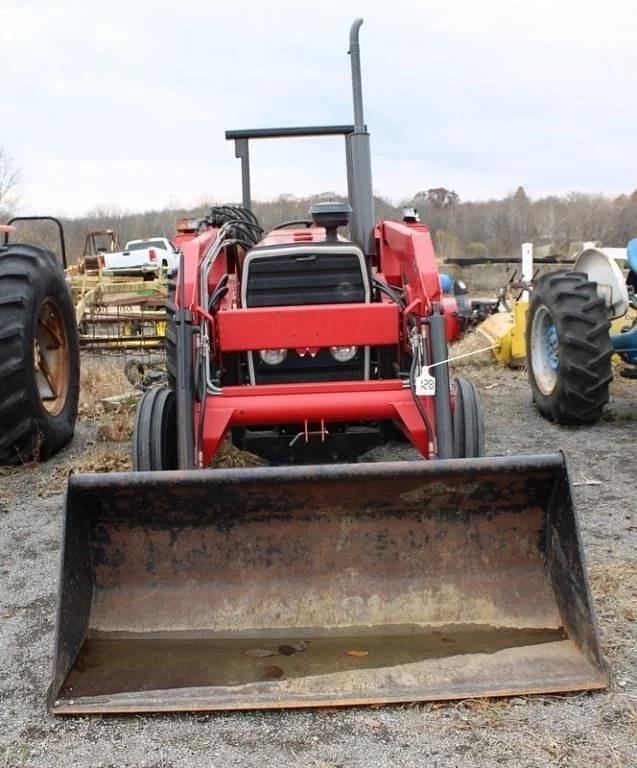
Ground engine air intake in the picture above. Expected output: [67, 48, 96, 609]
[309, 202, 352, 241]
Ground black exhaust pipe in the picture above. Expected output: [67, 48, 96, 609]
[348, 19, 375, 256]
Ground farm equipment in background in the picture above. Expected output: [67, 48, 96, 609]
[527, 239, 637, 424]
[476, 242, 535, 368]
[66, 227, 171, 353]
[49, 19, 608, 714]
[69, 273, 167, 351]
[72, 228, 120, 274]
[0, 217, 79, 464]
[173, 217, 203, 249]
[477, 241, 636, 382]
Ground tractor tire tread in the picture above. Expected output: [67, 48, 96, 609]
[0, 243, 79, 465]
[132, 386, 177, 471]
[452, 377, 485, 458]
[526, 270, 612, 425]
[0, 388, 28, 417]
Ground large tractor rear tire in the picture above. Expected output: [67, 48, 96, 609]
[452, 377, 485, 458]
[0, 244, 79, 464]
[526, 271, 613, 425]
[132, 387, 178, 470]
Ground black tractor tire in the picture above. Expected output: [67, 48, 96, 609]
[132, 387, 178, 471]
[165, 276, 177, 389]
[0, 243, 79, 465]
[526, 271, 613, 425]
[452, 377, 485, 458]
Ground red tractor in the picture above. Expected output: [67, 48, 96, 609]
[132, 52, 481, 470]
[133, 200, 481, 468]
[48, 19, 607, 715]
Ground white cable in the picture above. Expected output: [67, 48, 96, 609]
[427, 343, 498, 369]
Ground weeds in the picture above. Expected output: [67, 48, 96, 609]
[590, 561, 637, 663]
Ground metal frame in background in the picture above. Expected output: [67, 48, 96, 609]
[224, 16, 374, 255]
[4, 216, 68, 268]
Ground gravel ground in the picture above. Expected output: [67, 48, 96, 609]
[0, 360, 635, 768]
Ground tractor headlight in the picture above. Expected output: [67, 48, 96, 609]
[258, 348, 288, 365]
[329, 345, 357, 362]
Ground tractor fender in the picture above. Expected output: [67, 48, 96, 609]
[573, 246, 629, 319]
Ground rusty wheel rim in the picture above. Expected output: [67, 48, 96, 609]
[34, 297, 70, 415]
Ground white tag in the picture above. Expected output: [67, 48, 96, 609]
[415, 367, 436, 396]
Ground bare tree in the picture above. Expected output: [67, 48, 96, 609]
[0, 144, 21, 215]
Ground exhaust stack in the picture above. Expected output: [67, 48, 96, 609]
[347, 18, 375, 255]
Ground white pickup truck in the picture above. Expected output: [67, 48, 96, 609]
[102, 237, 179, 275]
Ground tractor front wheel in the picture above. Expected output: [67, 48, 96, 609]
[526, 271, 613, 425]
[452, 377, 485, 458]
[132, 387, 178, 470]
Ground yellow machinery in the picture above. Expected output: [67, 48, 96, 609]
[68, 272, 168, 351]
[478, 242, 636, 368]
[477, 243, 532, 368]
[478, 297, 528, 368]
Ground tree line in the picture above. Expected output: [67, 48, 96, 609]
[3, 185, 637, 264]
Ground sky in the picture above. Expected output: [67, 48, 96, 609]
[2, 0, 636, 216]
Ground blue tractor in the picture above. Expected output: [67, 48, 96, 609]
[526, 239, 637, 424]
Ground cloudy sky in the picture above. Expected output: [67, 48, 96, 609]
[2, 0, 636, 216]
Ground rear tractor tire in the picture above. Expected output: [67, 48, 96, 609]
[526, 272, 613, 425]
[132, 387, 178, 471]
[452, 377, 485, 458]
[0, 244, 79, 464]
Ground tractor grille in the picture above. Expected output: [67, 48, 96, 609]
[244, 251, 366, 307]
[243, 247, 369, 384]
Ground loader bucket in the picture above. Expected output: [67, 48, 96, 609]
[49, 454, 608, 714]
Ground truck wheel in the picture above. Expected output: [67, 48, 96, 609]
[526, 271, 612, 425]
[0, 244, 80, 464]
[452, 378, 485, 458]
[132, 387, 177, 470]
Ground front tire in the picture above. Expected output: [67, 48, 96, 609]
[526, 272, 613, 425]
[132, 387, 178, 470]
[452, 377, 485, 458]
[0, 244, 79, 464]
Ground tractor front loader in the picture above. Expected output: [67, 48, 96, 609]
[49, 19, 607, 714]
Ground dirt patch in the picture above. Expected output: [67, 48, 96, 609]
[78, 355, 137, 444]
[78, 356, 133, 418]
[96, 410, 135, 443]
[590, 562, 637, 665]
[35, 444, 132, 497]
[449, 330, 499, 370]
